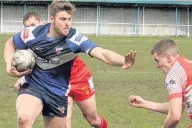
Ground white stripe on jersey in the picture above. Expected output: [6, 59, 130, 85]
[65, 84, 71, 96]
[85, 48, 91, 54]
[69, 32, 88, 46]
[20, 27, 36, 43]
[88, 77, 94, 90]
[185, 84, 192, 94]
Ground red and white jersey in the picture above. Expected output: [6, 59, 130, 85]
[70, 56, 92, 85]
[165, 56, 192, 118]
[166, 56, 192, 100]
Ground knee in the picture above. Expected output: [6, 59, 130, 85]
[18, 115, 31, 127]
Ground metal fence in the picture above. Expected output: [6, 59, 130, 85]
[0, 3, 192, 37]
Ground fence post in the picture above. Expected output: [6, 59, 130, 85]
[137, 6, 140, 36]
[1, 2, 3, 34]
[142, 6, 145, 36]
[47, 3, 50, 23]
[23, 2, 27, 15]
[96, 4, 100, 36]
[175, 7, 178, 36]
[187, 7, 190, 37]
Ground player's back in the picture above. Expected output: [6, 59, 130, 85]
[176, 56, 192, 120]
[177, 56, 192, 90]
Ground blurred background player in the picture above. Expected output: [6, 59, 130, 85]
[129, 39, 192, 128]
[22, 12, 44, 27]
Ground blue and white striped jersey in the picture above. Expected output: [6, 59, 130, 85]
[13, 23, 97, 96]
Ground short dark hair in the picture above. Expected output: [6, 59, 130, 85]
[151, 39, 179, 56]
[23, 12, 41, 24]
[49, 0, 76, 17]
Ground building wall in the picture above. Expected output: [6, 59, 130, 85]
[0, 4, 49, 33]
[0, 3, 192, 36]
[73, 7, 97, 34]
[100, 7, 138, 35]
[27, 5, 49, 22]
[2, 4, 24, 33]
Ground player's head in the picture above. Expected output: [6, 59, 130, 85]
[23, 12, 43, 27]
[151, 39, 180, 74]
[49, 0, 76, 36]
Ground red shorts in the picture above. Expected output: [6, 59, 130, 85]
[68, 77, 95, 101]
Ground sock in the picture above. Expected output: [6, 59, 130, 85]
[91, 116, 108, 128]
[99, 116, 108, 128]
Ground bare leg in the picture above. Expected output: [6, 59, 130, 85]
[44, 116, 67, 128]
[66, 96, 73, 128]
[16, 94, 43, 128]
[76, 94, 101, 127]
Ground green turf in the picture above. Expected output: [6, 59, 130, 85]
[0, 35, 191, 127]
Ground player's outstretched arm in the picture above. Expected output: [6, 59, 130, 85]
[90, 47, 136, 69]
[129, 95, 169, 114]
[162, 97, 184, 128]
[4, 37, 31, 77]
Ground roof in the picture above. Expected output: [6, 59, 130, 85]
[0, 0, 192, 6]
[68, 0, 192, 5]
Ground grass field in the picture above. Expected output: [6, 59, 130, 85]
[0, 35, 191, 128]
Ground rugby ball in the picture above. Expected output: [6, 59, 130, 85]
[11, 49, 35, 72]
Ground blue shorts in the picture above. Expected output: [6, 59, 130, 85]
[18, 83, 68, 117]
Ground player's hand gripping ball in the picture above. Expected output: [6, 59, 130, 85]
[11, 49, 35, 72]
